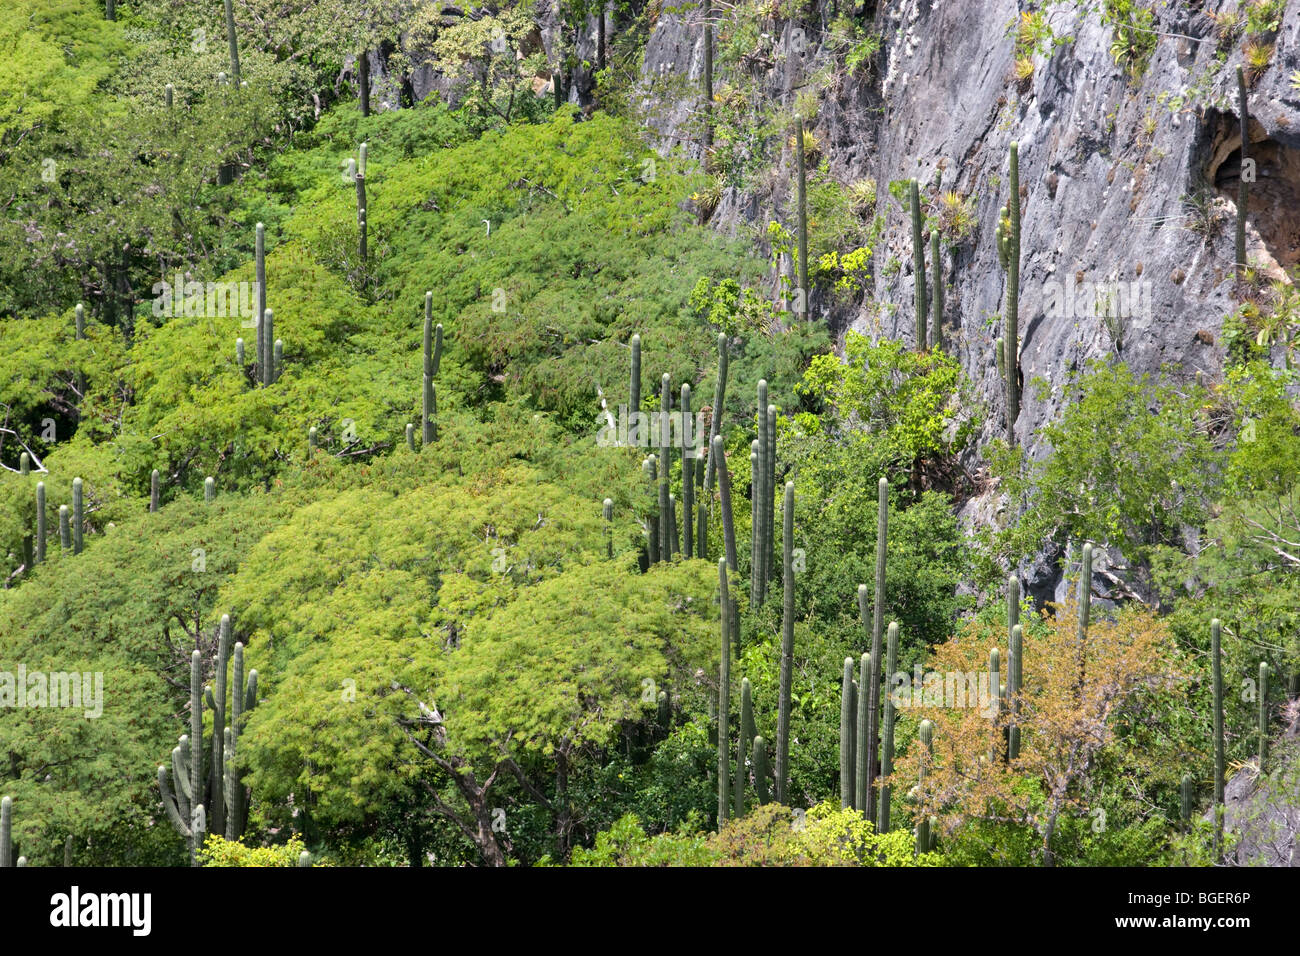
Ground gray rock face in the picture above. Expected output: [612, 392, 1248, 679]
[634, 0, 1300, 599]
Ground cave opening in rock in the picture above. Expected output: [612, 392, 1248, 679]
[1202, 108, 1300, 272]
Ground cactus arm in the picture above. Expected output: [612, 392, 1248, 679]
[878, 620, 899, 832]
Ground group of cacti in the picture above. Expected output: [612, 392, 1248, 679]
[406, 291, 444, 449]
[20, 475, 90, 572]
[158, 614, 258, 866]
[714, 479, 798, 823]
[239, 222, 284, 387]
[634, 333, 732, 573]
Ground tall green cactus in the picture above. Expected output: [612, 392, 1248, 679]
[262, 310, 276, 387]
[717, 557, 731, 827]
[733, 677, 752, 817]
[753, 736, 770, 805]
[59, 505, 70, 551]
[35, 481, 46, 565]
[225, 641, 258, 840]
[668, 493, 680, 557]
[603, 498, 614, 558]
[19, 451, 29, 476]
[0, 795, 12, 867]
[150, 469, 161, 513]
[1180, 773, 1194, 831]
[255, 223, 266, 383]
[643, 456, 660, 565]
[916, 719, 933, 856]
[863, 477, 889, 821]
[1258, 661, 1269, 770]
[1211, 617, 1225, 861]
[911, 179, 927, 350]
[223, 0, 241, 86]
[854, 651, 871, 813]
[72, 477, 83, 554]
[878, 620, 899, 833]
[682, 384, 694, 558]
[629, 333, 641, 415]
[840, 657, 856, 809]
[209, 615, 232, 836]
[659, 375, 672, 561]
[1005, 143, 1021, 439]
[930, 230, 943, 351]
[794, 116, 808, 322]
[713, 435, 740, 652]
[752, 381, 768, 606]
[1009, 624, 1023, 761]
[774, 481, 795, 804]
[355, 143, 368, 269]
[273, 339, 283, 383]
[1236, 66, 1250, 275]
[205, 476, 216, 503]
[404, 424, 414, 451]
[759, 408, 769, 600]
[1006, 575, 1021, 758]
[989, 647, 1002, 763]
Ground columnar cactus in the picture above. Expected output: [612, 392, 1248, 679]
[273, 339, 283, 382]
[261, 310, 275, 387]
[916, 719, 934, 856]
[774, 481, 795, 804]
[59, 505, 70, 551]
[753, 736, 770, 805]
[209, 615, 232, 835]
[165, 83, 173, 110]
[603, 498, 614, 558]
[659, 375, 672, 560]
[309, 426, 319, 453]
[717, 557, 731, 827]
[854, 651, 871, 813]
[794, 116, 808, 322]
[35, 482, 46, 564]
[989, 647, 1001, 763]
[1007, 575, 1021, 758]
[355, 144, 368, 268]
[225, 642, 258, 840]
[72, 477, 83, 554]
[1236, 66, 1249, 275]
[1211, 617, 1225, 860]
[19, 452, 29, 476]
[643, 456, 660, 565]
[1005, 143, 1021, 439]
[205, 476, 215, 503]
[255, 224, 266, 382]
[1180, 773, 1194, 830]
[759, 403, 769, 598]
[681, 384, 694, 558]
[1009, 624, 1023, 761]
[299, 851, 313, 867]
[404, 423, 414, 451]
[713, 435, 739, 650]
[223, 0, 241, 86]
[702, 333, 729, 555]
[75, 302, 85, 340]
[1258, 661, 1269, 769]
[0, 795, 12, 867]
[878, 620, 899, 833]
[911, 179, 927, 350]
[735, 677, 753, 817]
[930, 230, 944, 351]
[840, 657, 856, 809]
[668, 493, 680, 557]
